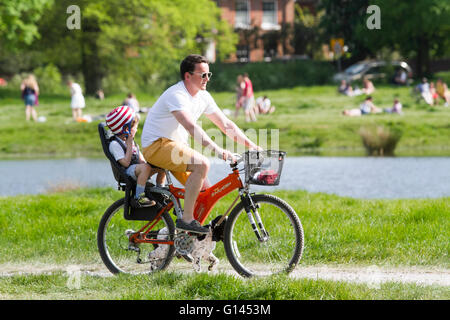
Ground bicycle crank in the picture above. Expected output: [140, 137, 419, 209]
[174, 232, 195, 256]
[124, 229, 144, 263]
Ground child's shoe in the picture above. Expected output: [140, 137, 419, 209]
[131, 193, 156, 208]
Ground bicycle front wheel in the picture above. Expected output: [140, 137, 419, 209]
[97, 198, 175, 275]
[223, 194, 304, 277]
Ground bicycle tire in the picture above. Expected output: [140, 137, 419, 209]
[97, 198, 176, 275]
[223, 194, 304, 277]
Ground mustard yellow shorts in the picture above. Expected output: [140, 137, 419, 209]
[143, 138, 196, 185]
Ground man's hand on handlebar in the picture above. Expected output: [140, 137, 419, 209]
[249, 144, 264, 152]
[218, 148, 236, 163]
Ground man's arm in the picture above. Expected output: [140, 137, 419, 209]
[172, 110, 231, 160]
[206, 110, 261, 150]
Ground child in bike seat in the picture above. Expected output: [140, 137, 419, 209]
[106, 105, 166, 208]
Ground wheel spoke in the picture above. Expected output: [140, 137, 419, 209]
[98, 200, 175, 274]
[224, 194, 303, 277]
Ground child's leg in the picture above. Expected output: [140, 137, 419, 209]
[155, 169, 166, 186]
[134, 163, 151, 197]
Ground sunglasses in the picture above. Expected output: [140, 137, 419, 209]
[189, 71, 212, 79]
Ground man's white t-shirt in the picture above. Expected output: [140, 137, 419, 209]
[141, 81, 221, 148]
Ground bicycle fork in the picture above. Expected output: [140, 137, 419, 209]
[241, 193, 269, 242]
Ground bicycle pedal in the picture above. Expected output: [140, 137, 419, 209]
[175, 252, 193, 263]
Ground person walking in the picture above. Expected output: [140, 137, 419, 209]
[234, 74, 245, 118]
[241, 73, 257, 122]
[67, 80, 86, 121]
[20, 75, 39, 121]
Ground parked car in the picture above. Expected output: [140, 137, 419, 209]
[333, 60, 413, 83]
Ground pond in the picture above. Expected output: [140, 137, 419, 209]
[1, 157, 449, 199]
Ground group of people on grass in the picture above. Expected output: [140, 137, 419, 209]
[19, 73, 149, 123]
[415, 77, 450, 107]
[340, 77, 402, 117]
[20, 74, 87, 122]
[342, 96, 402, 117]
[340, 75, 450, 117]
[338, 77, 375, 97]
[234, 73, 275, 122]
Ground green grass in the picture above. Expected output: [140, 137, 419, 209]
[1, 79, 450, 158]
[0, 272, 447, 300]
[0, 188, 448, 267]
[0, 188, 448, 299]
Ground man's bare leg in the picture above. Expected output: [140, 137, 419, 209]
[183, 157, 209, 222]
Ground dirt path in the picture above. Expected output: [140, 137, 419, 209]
[1, 263, 449, 287]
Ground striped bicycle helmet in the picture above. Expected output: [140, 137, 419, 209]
[105, 105, 135, 136]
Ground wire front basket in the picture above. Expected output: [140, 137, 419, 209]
[244, 150, 286, 186]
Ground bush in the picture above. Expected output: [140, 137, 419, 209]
[359, 125, 402, 156]
[208, 59, 334, 92]
[33, 64, 64, 94]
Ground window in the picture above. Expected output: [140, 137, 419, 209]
[235, 0, 250, 28]
[236, 45, 249, 62]
[262, 0, 278, 30]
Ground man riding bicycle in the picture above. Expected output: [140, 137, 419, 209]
[141, 54, 261, 234]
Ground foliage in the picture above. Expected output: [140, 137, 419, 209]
[355, 0, 450, 77]
[359, 125, 402, 156]
[318, 0, 371, 63]
[292, 5, 325, 59]
[209, 60, 333, 92]
[29, 0, 237, 95]
[33, 63, 64, 94]
[319, 0, 450, 77]
[0, 0, 54, 48]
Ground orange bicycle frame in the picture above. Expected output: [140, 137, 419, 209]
[131, 167, 244, 245]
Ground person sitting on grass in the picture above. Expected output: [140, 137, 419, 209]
[415, 77, 433, 105]
[342, 96, 382, 116]
[362, 77, 375, 95]
[106, 105, 166, 208]
[436, 78, 450, 107]
[338, 79, 353, 96]
[384, 98, 403, 114]
[255, 96, 275, 115]
[360, 96, 382, 114]
[338, 79, 363, 97]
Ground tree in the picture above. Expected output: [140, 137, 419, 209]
[319, 0, 372, 64]
[33, 0, 237, 95]
[356, 0, 450, 77]
[0, 0, 53, 49]
[319, 0, 450, 77]
[292, 4, 324, 59]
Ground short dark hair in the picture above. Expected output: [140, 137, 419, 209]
[180, 54, 208, 80]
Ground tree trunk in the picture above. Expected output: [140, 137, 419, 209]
[416, 35, 430, 78]
[80, 18, 103, 96]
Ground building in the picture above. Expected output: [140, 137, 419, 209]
[215, 0, 296, 62]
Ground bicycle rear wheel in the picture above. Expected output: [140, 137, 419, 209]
[223, 194, 304, 277]
[97, 198, 175, 275]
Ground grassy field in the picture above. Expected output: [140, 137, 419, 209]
[0, 188, 448, 299]
[1, 74, 449, 300]
[1, 77, 450, 159]
[1, 272, 448, 300]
